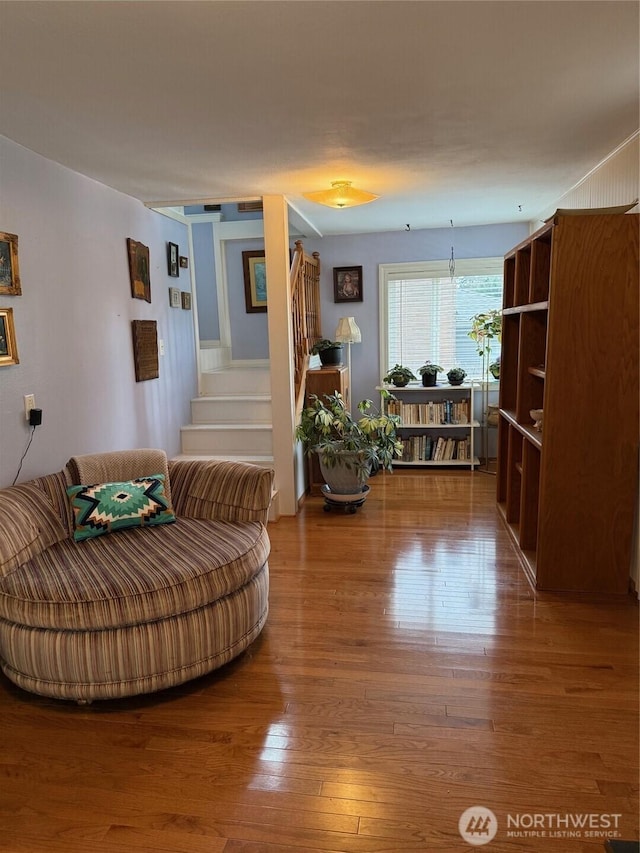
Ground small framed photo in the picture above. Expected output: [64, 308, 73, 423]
[0, 232, 21, 296]
[127, 238, 151, 302]
[167, 242, 179, 277]
[0, 307, 19, 366]
[179, 256, 189, 269]
[169, 287, 181, 308]
[334, 266, 363, 303]
[242, 250, 267, 313]
[181, 291, 192, 310]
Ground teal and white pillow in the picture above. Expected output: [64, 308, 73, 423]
[67, 475, 175, 542]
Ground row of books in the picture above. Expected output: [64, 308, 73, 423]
[387, 399, 470, 425]
[399, 435, 472, 463]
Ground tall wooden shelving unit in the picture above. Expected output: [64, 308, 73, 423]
[497, 212, 639, 593]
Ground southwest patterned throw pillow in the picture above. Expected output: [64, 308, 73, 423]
[67, 475, 175, 542]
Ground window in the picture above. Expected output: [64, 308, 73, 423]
[379, 258, 503, 380]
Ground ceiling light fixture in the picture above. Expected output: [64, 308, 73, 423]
[303, 181, 378, 209]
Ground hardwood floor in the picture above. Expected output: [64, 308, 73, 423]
[0, 471, 638, 852]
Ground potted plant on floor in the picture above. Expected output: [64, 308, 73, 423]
[311, 338, 343, 367]
[296, 392, 402, 494]
[382, 364, 417, 388]
[418, 361, 443, 387]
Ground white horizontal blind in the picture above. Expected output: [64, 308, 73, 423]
[381, 258, 503, 380]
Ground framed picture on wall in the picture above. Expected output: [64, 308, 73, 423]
[242, 250, 267, 313]
[127, 238, 151, 302]
[334, 265, 363, 303]
[0, 307, 19, 366]
[167, 242, 179, 277]
[0, 232, 21, 296]
[169, 287, 181, 308]
[181, 291, 192, 310]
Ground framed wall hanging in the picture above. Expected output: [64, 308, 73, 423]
[181, 291, 192, 310]
[0, 307, 19, 366]
[169, 287, 181, 308]
[0, 232, 21, 296]
[127, 238, 151, 302]
[334, 266, 363, 303]
[131, 320, 158, 382]
[242, 250, 267, 313]
[167, 242, 179, 277]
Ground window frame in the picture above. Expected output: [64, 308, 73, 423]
[378, 257, 504, 382]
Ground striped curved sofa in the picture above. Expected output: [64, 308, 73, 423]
[0, 450, 273, 703]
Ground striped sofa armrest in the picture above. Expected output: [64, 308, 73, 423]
[168, 460, 274, 525]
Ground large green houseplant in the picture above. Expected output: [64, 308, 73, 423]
[296, 392, 402, 493]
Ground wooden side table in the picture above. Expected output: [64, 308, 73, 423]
[305, 366, 350, 495]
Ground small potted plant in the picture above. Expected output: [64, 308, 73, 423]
[382, 364, 417, 388]
[446, 367, 467, 386]
[296, 392, 402, 494]
[418, 361, 443, 387]
[489, 357, 500, 380]
[311, 338, 343, 367]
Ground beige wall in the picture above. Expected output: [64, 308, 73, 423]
[533, 132, 639, 226]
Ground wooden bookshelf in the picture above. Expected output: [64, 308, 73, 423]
[379, 383, 479, 468]
[497, 212, 639, 594]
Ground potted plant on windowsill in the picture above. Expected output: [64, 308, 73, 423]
[382, 364, 417, 388]
[296, 392, 402, 495]
[446, 367, 467, 386]
[418, 361, 443, 387]
[311, 339, 343, 367]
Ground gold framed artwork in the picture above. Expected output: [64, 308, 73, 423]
[0, 232, 21, 296]
[181, 291, 192, 310]
[0, 307, 19, 366]
[242, 250, 267, 313]
[127, 238, 151, 302]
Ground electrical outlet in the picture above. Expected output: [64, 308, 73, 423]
[24, 394, 35, 421]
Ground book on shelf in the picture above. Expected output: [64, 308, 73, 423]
[387, 397, 470, 426]
[398, 434, 471, 463]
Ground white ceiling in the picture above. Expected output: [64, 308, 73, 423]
[1, 1, 638, 236]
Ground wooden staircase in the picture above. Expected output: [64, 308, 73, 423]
[175, 241, 322, 520]
[176, 364, 280, 518]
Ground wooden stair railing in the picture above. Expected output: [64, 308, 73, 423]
[291, 240, 321, 415]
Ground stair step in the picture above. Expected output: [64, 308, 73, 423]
[180, 423, 273, 455]
[200, 365, 270, 396]
[172, 453, 275, 467]
[191, 394, 272, 424]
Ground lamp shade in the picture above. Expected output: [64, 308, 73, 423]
[335, 317, 362, 344]
[303, 181, 378, 209]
